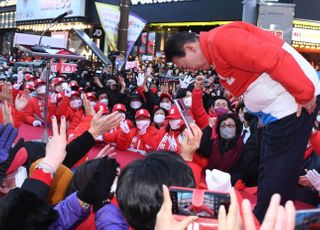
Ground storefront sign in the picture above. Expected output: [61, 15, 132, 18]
[16, 0, 86, 21]
[292, 27, 320, 45]
[51, 63, 77, 73]
[132, 0, 191, 5]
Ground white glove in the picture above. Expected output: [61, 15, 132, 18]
[179, 75, 194, 89]
[120, 120, 130, 134]
[136, 72, 145, 87]
[306, 169, 320, 192]
[32, 120, 42, 127]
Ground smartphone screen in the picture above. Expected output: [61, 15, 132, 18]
[295, 208, 320, 229]
[174, 99, 194, 133]
[170, 189, 230, 219]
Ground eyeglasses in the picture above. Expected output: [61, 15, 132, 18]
[220, 123, 235, 128]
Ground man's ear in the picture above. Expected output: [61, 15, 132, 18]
[183, 43, 196, 53]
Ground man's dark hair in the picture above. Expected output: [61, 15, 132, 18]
[210, 96, 232, 110]
[116, 151, 195, 230]
[164, 32, 199, 62]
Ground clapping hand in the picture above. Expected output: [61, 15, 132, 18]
[88, 110, 122, 139]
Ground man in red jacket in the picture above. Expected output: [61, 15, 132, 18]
[165, 21, 320, 222]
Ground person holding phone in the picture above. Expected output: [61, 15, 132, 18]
[165, 21, 320, 222]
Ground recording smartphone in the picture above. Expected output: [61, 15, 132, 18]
[169, 187, 230, 219]
[174, 98, 194, 133]
[295, 208, 320, 229]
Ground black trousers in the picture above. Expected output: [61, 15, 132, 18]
[254, 96, 320, 223]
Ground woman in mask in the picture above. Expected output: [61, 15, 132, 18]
[152, 107, 167, 130]
[23, 79, 57, 127]
[159, 92, 173, 112]
[156, 107, 185, 153]
[56, 91, 84, 137]
[197, 114, 243, 178]
[116, 109, 157, 154]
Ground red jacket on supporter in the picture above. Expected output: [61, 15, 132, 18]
[56, 95, 84, 135]
[23, 96, 56, 125]
[191, 88, 219, 138]
[116, 109, 158, 153]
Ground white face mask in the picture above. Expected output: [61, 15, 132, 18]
[169, 119, 182, 130]
[70, 99, 83, 109]
[61, 82, 68, 90]
[183, 97, 192, 108]
[317, 115, 320, 122]
[154, 114, 165, 124]
[130, 101, 142, 110]
[220, 127, 236, 140]
[15, 166, 28, 188]
[36, 85, 46, 94]
[100, 98, 109, 106]
[160, 102, 171, 111]
[90, 101, 96, 107]
[136, 119, 150, 130]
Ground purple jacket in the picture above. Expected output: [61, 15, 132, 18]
[95, 203, 129, 230]
[49, 192, 90, 229]
[49, 192, 128, 230]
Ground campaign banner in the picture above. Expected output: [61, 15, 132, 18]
[95, 2, 119, 51]
[125, 61, 140, 70]
[51, 63, 77, 73]
[95, 2, 146, 57]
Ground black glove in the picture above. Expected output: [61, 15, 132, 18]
[77, 157, 119, 212]
[0, 138, 25, 184]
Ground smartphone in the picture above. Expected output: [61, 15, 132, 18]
[174, 98, 194, 133]
[295, 208, 320, 230]
[169, 188, 230, 219]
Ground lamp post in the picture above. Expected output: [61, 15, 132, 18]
[118, 0, 131, 59]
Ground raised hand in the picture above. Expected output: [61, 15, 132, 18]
[241, 194, 295, 230]
[181, 123, 203, 161]
[2, 101, 13, 125]
[15, 90, 30, 112]
[42, 115, 67, 171]
[88, 110, 122, 139]
[179, 75, 194, 89]
[194, 75, 205, 90]
[82, 94, 95, 116]
[95, 144, 116, 159]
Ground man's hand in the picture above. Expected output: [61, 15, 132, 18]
[297, 96, 317, 117]
[194, 75, 205, 90]
[95, 144, 116, 159]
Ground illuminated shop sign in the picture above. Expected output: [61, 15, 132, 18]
[132, 0, 191, 5]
